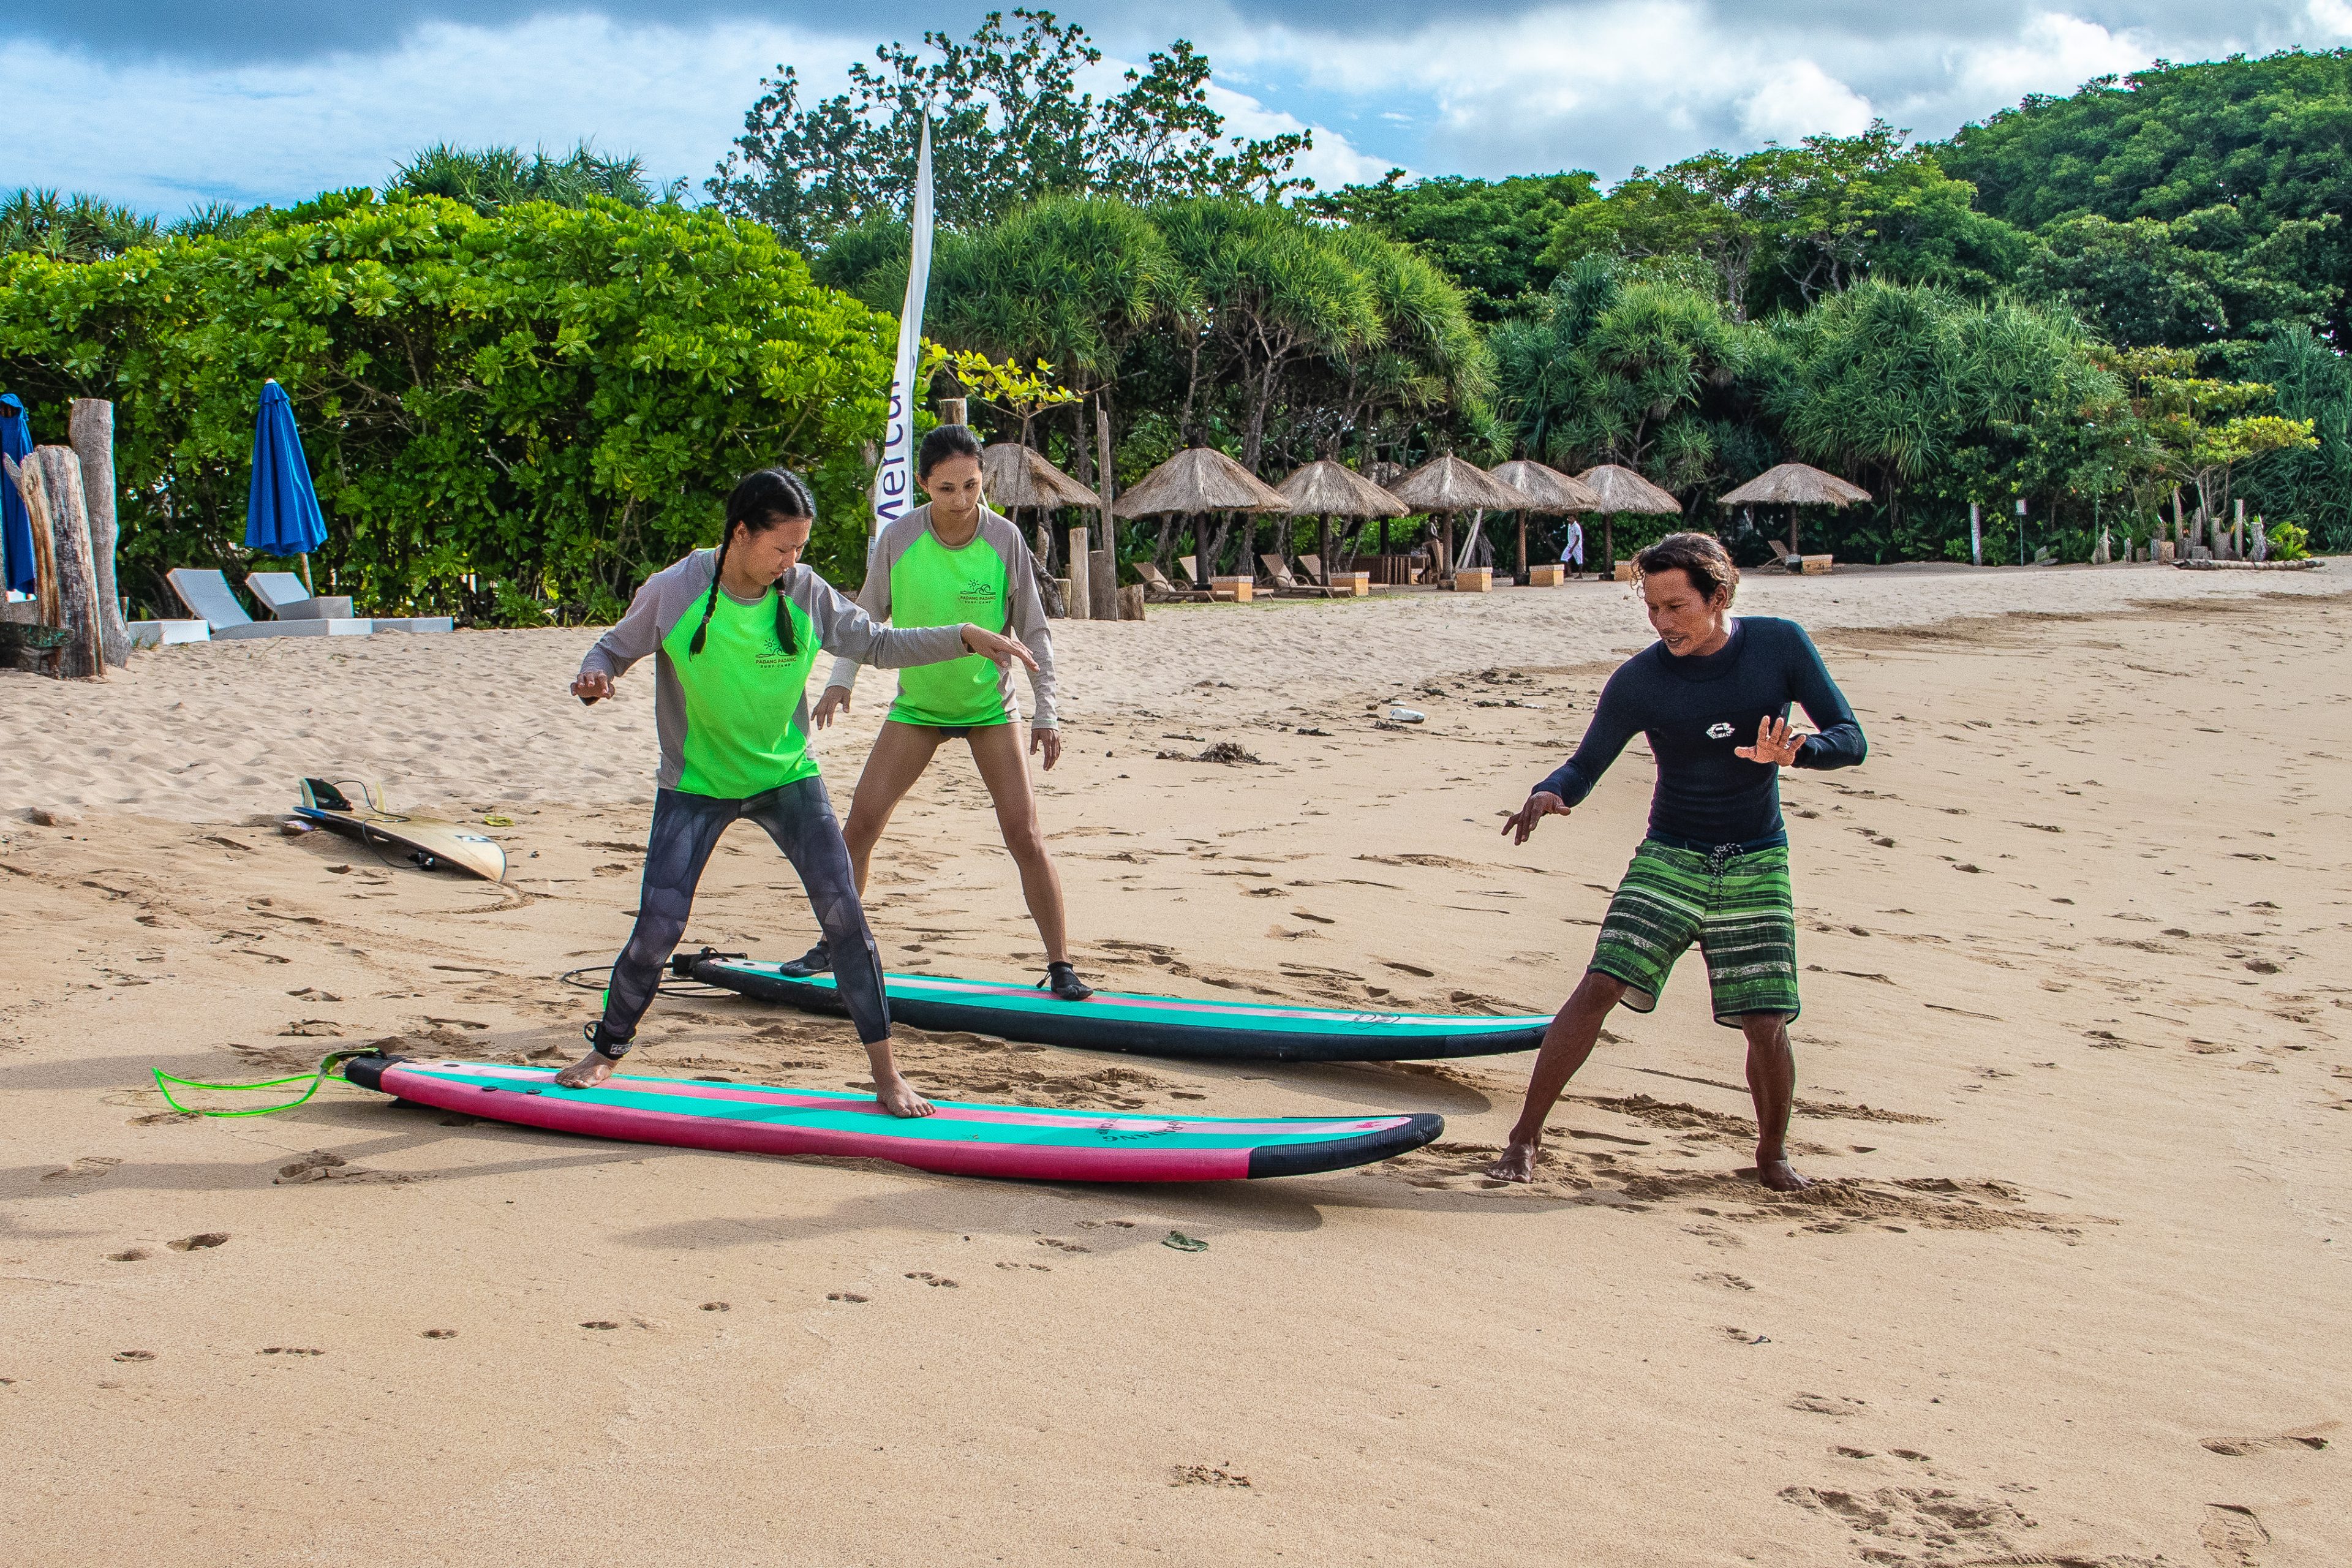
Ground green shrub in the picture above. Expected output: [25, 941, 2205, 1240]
[0, 192, 894, 622]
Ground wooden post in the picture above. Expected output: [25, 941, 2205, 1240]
[1090, 543, 1117, 621]
[1066, 526, 1091, 620]
[67, 399, 130, 668]
[25, 448, 105, 679]
[1319, 513, 1334, 582]
[1515, 510, 1528, 583]
[5, 453, 61, 641]
[1117, 584, 1145, 621]
[2234, 498, 2245, 559]
[1095, 390, 1116, 571]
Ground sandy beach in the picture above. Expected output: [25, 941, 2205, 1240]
[3, 560, 2347, 1567]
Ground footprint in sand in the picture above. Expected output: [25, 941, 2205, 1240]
[258, 1347, 325, 1357]
[42, 1156, 121, 1183]
[167, 1232, 228, 1252]
[2201, 1502, 2270, 1566]
[579, 1321, 620, 1330]
[1696, 1271, 1753, 1291]
[905, 1272, 960, 1288]
[107, 1248, 151, 1263]
[113, 1350, 155, 1362]
[699, 1302, 729, 1313]
[827, 1292, 869, 1302]
[420, 1329, 458, 1340]
[129, 1112, 200, 1126]
[2200, 1421, 2335, 1456]
[1038, 1238, 1091, 1253]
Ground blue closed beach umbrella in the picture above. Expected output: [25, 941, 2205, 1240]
[245, 379, 328, 588]
[1, 392, 34, 594]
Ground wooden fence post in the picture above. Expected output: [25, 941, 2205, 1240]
[68, 399, 131, 667]
[20, 449, 105, 677]
[1065, 526, 1091, 620]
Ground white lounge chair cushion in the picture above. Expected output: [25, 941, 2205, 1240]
[165, 568, 255, 629]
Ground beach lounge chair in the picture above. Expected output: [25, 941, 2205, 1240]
[1136, 562, 1210, 602]
[247, 571, 453, 633]
[1259, 553, 1343, 598]
[1177, 556, 1202, 589]
[167, 568, 372, 639]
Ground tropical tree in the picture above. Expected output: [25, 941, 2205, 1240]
[386, 141, 680, 213]
[2109, 346, 2317, 540]
[708, 10, 1310, 252]
[2239, 324, 2352, 548]
[1304, 170, 1599, 319]
[0, 190, 162, 261]
[1939, 51, 2352, 345]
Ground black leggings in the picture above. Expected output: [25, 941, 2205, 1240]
[601, 779, 891, 1049]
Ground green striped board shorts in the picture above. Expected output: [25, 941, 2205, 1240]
[1588, 838, 1800, 1025]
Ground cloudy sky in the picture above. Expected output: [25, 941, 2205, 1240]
[11, 2, 2352, 216]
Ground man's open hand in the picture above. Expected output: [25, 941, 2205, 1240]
[572, 671, 614, 706]
[1735, 715, 1807, 766]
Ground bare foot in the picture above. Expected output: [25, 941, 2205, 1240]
[874, 1073, 935, 1118]
[1486, 1139, 1539, 1183]
[1755, 1155, 1811, 1192]
[554, 1050, 618, 1089]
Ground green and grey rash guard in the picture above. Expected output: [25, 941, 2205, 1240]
[581, 551, 968, 799]
[824, 505, 1058, 730]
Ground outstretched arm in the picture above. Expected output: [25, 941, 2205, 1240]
[1505, 674, 1640, 842]
[574, 570, 671, 704]
[797, 570, 1037, 674]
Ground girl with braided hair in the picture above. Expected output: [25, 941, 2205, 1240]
[561, 466, 1039, 1115]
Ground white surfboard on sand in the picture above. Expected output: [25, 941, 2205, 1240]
[294, 778, 506, 881]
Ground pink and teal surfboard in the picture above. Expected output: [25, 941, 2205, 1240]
[687, 956, 1551, 1063]
[344, 1055, 1442, 1182]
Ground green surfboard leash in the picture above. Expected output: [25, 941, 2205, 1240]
[152, 1049, 374, 1118]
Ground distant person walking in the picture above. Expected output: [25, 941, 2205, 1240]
[1488, 532, 1866, 1191]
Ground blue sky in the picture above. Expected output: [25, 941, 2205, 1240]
[11, 3, 2352, 216]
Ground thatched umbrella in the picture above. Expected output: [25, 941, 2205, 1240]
[1574, 464, 1683, 574]
[1385, 454, 1531, 586]
[1114, 447, 1291, 586]
[1491, 459, 1602, 579]
[1275, 460, 1406, 581]
[1717, 462, 1870, 559]
[982, 443, 1099, 573]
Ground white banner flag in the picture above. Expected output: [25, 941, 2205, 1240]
[872, 115, 935, 537]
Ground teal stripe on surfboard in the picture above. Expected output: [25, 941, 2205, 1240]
[689, 956, 1552, 1063]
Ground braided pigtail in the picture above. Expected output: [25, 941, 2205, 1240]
[771, 470, 814, 657]
[688, 526, 731, 656]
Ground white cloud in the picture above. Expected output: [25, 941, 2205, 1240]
[1947, 13, 2154, 110]
[1202, 83, 1396, 189]
[1738, 59, 1877, 145]
[2, 15, 857, 213]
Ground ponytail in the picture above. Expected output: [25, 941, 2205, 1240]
[690, 467, 817, 658]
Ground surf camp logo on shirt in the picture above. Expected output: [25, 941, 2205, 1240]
[1706, 722, 1736, 739]
[956, 579, 997, 606]
[754, 617, 797, 667]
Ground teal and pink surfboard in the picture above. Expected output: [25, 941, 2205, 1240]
[685, 955, 1551, 1063]
[344, 1055, 1442, 1182]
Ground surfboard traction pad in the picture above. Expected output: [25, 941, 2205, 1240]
[343, 1054, 1442, 1183]
[688, 956, 1551, 1063]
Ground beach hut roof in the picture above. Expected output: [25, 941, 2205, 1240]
[1573, 464, 1683, 514]
[1717, 462, 1871, 508]
[1489, 459, 1602, 513]
[1274, 459, 1409, 519]
[981, 442, 1099, 511]
[1113, 447, 1291, 518]
[1385, 452, 1530, 513]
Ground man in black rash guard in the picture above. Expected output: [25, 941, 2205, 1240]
[1488, 532, 1866, 1191]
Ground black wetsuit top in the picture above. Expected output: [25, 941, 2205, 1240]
[1534, 617, 1866, 846]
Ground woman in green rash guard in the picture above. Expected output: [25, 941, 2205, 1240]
[798, 425, 1093, 1000]
[558, 466, 1039, 1115]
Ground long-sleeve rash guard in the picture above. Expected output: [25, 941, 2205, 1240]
[580, 550, 967, 797]
[1534, 616, 1866, 845]
[824, 504, 1058, 730]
